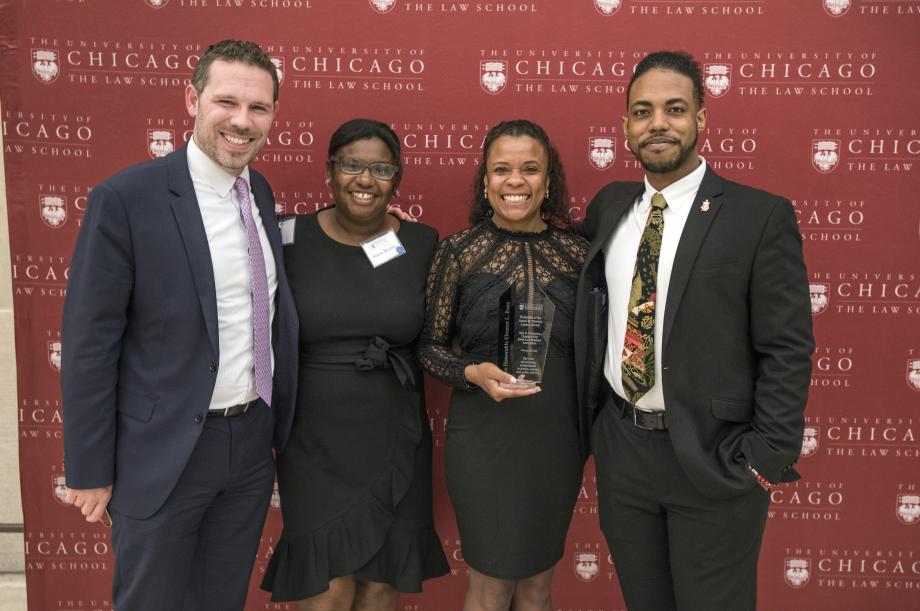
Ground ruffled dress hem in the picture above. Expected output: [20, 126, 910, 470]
[261, 401, 448, 601]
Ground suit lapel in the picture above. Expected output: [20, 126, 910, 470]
[250, 174, 297, 351]
[587, 183, 643, 272]
[250, 175, 283, 273]
[167, 146, 220, 356]
[662, 167, 725, 352]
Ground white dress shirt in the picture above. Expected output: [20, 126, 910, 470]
[603, 158, 708, 411]
[186, 137, 278, 410]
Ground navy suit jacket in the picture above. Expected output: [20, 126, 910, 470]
[574, 167, 814, 500]
[61, 145, 298, 519]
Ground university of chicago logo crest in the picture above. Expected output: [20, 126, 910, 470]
[270, 481, 281, 510]
[896, 494, 920, 525]
[589, 138, 615, 170]
[907, 359, 920, 391]
[594, 0, 622, 16]
[145, 0, 170, 8]
[40, 195, 67, 229]
[52, 474, 68, 505]
[271, 57, 285, 85]
[800, 426, 819, 458]
[48, 340, 62, 373]
[809, 283, 830, 315]
[369, 0, 397, 13]
[907, 359, 920, 392]
[480, 61, 508, 94]
[703, 64, 731, 98]
[148, 129, 175, 159]
[31, 49, 60, 84]
[823, 0, 850, 17]
[812, 140, 840, 173]
[574, 552, 600, 582]
[784, 558, 811, 588]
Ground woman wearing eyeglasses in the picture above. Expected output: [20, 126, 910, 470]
[261, 119, 448, 610]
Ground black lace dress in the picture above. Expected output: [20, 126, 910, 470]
[419, 218, 588, 580]
[261, 213, 449, 600]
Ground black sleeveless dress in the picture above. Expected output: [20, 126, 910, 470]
[261, 213, 448, 601]
[419, 219, 588, 580]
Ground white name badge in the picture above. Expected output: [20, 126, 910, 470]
[361, 229, 406, 268]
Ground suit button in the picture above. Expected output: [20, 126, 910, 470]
[194, 414, 203, 424]
[209, 362, 217, 373]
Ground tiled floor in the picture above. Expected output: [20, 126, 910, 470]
[0, 574, 26, 611]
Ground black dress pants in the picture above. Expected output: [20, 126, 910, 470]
[592, 399, 770, 611]
[110, 400, 275, 611]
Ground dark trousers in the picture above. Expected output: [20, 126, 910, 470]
[110, 400, 275, 611]
[592, 399, 770, 611]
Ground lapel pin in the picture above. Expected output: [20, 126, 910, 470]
[700, 199, 710, 212]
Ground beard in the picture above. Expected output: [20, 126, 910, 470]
[193, 125, 262, 174]
[634, 131, 698, 175]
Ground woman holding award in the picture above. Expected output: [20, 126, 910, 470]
[419, 120, 588, 610]
[262, 119, 448, 609]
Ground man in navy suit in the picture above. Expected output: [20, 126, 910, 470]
[61, 39, 297, 610]
[574, 51, 813, 610]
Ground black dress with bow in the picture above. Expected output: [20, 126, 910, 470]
[261, 212, 448, 601]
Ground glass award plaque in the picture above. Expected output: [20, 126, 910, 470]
[498, 283, 556, 389]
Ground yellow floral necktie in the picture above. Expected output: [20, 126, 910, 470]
[622, 192, 667, 403]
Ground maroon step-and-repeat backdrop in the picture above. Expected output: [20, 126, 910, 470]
[2, 1, 919, 609]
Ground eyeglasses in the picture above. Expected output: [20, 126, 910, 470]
[329, 156, 399, 181]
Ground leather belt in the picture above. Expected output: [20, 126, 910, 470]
[614, 395, 667, 430]
[631, 405, 667, 431]
[208, 400, 255, 418]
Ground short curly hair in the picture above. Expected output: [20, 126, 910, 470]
[191, 39, 279, 102]
[469, 119, 571, 229]
[627, 50, 704, 109]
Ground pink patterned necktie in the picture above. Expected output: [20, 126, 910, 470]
[234, 177, 272, 407]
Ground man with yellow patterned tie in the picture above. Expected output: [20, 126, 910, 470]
[573, 51, 814, 611]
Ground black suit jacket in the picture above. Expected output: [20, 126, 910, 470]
[574, 167, 814, 500]
[62, 145, 298, 519]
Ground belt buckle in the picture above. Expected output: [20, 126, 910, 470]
[632, 405, 657, 431]
[221, 401, 251, 417]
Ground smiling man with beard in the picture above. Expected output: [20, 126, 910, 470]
[61, 40, 298, 610]
[573, 51, 814, 611]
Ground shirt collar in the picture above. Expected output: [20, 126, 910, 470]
[186, 136, 251, 198]
[640, 155, 708, 212]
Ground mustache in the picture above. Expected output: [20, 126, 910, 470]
[640, 136, 679, 148]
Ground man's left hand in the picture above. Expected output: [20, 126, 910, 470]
[64, 486, 113, 523]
